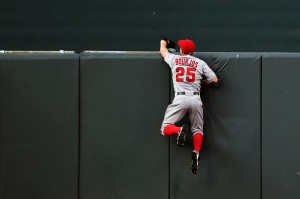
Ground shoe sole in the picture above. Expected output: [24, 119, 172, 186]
[191, 151, 199, 174]
[177, 125, 188, 147]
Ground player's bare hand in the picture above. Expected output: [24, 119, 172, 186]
[160, 40, 167, 46]
[201, 76, 220, 86]
[201, 79, 211, 85]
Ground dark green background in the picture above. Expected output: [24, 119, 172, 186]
[1, 0, 299, 52]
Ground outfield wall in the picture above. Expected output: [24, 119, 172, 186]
[0, 52, 299, 199]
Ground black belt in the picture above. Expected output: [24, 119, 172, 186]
[177, 92, 199, 95]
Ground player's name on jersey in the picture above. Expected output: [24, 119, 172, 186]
[175, 57, 198, 68]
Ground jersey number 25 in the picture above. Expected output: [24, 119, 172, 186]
[176, 67, 196, 82]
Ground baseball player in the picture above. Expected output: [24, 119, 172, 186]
[160, 39, 218, 174]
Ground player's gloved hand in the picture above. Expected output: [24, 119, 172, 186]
[162, 37, 176, 53]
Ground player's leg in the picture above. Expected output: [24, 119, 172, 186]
[192, 132, 204, 153]
[191, 132, 203, 174]
[189, 96, 204, 152]
[189, 96, 204, 174]
[161, 96, 187, 135]
[162, 124, 180, 136]
[161, 97, 189, 146]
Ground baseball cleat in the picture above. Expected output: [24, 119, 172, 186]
[177, 124, 188, 147]
[191, 150, 199, 174]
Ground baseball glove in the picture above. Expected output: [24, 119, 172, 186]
[163, 37, 176, 49]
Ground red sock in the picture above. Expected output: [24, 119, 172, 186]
[163, 124, 180, 136]
[193, 132, 203, 152]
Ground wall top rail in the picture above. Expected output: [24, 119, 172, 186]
[0, 50, 75, 54]
[83, 51, 160, 54]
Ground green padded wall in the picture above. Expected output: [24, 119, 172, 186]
[0, 53, 79, 199]
[79, 52, 170, 199]
[169, 53, 261, 199]
[262, 53, 300, 199]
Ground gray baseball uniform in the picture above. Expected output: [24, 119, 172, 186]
[161, 52, 216, 134]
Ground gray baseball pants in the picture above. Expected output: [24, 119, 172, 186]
[161, 94, 204, 135]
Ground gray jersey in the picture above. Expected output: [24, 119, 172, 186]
[161, 52, 216, 134]
[164, 52, 216, 93]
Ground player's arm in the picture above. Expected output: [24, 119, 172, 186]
[160, 40, 169, 58]
[202, 62, 219, 85]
